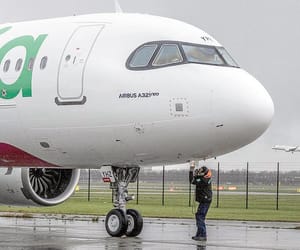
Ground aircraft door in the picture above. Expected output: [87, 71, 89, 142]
[56, 25, 104, 105]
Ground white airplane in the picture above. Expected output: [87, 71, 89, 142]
[0, 13, 274, 237]
[272, 145, 300, 153]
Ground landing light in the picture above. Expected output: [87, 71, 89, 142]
[125, 195, 135, 201]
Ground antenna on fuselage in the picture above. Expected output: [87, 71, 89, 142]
[114, 0, 123, 13]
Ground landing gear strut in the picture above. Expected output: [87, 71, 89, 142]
[102, 166, 143, 237]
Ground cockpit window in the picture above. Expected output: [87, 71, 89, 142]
[152, 44, 183, 66]
[127, 41, 239, 70]
[216, 47, 239, 67]
[129, 44, 157, 67]
[182, 45, 224, 66]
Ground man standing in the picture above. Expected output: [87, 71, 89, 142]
[189, 165, 212, 241]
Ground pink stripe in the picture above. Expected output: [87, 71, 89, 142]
[0, 143, 58, 167]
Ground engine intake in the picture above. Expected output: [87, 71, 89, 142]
[0, 168, 80, 206]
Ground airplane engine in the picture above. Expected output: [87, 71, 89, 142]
[0, 168, 80, 206]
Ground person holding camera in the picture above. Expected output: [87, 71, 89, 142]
[189, 165, 212, 241]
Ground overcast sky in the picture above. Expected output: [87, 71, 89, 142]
[1, 0, 300, 166]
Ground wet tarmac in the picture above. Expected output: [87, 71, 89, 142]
[0, 213, 299, 250]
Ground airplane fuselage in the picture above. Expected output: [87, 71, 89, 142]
[0, 13, 274, 169]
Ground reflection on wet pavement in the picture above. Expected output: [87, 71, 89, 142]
[0, 215, 299, 250]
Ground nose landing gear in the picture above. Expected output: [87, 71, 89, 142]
[102, 166, 143, 237]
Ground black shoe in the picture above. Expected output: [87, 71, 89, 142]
[192, 236, 207, 241]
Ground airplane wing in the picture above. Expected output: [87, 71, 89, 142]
[272, 145, 300, 152]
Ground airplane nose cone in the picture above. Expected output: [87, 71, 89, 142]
[257, 86, 274, 129]
[214, 69, 274, 155]
[240, 72, 274, 138]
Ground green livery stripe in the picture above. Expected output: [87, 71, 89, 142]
[0, 26, 48, 99]
[0, 27, 12, 36]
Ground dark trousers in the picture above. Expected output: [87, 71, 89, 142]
[195, 202, 211, 237]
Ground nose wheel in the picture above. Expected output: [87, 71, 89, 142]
[105, 208, 143, 237]
[125, 209, 143, 237]
[102, 166, 143, 237]
[105, 209, 128, 237]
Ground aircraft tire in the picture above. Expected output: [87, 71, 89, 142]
[125, 209, 143, 237]
[105, 209, 128, 237]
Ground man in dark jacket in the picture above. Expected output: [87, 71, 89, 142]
[189, 165, 212, 241]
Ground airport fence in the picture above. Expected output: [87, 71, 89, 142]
[74, 162, 300, 211]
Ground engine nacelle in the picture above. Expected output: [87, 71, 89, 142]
[0, 168, 80, 206]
